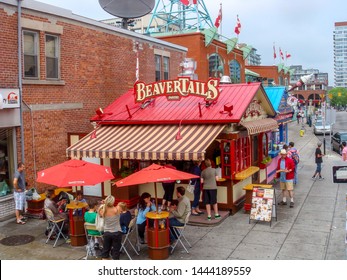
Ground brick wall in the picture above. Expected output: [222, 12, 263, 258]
[0, 3, 186, 193]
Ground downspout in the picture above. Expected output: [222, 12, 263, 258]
[18, 0, 25, 166]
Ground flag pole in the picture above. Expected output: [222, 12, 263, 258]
[220, 3, 222, 36]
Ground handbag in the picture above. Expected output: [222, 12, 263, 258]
[95, 214, 104, 232]
[186, 180, 195, 193]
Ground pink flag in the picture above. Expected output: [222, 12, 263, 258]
[214, 4, 222, 28]
[286, 52, 291, 59]
[234, 15, 241, 35]
[180, 0, 197, 5]
[279, 48, 284, 60]
[273, 45, 277, 59]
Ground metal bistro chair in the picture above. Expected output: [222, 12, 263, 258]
[84, 222, 103, 259]
[133, 208, 142, 252]
[44, 208, 68, 248]
[120, 216, 140, 260]
[170, 211, 192, 254]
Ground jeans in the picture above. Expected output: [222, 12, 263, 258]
[192, 184, 201, 209]
[169, 217, 184, 241]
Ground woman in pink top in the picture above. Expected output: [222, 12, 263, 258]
[342, 142, 347, 161]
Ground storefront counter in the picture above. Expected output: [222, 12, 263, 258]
[66, 202, 88, 246]
[242, 184, 272, 213]
[146, 211, 170, 260]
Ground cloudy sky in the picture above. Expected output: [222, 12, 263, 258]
[37, 0, 346, 86]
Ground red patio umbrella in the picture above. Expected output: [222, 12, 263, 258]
[36, 159, 114, 187]
[115, 163, 198, 212]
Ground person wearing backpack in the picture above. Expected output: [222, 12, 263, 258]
[287, 142, 299, 184]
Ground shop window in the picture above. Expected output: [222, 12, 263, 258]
[155, 55, 161, 81]
[0, 128, 15, 196]
[252, 135, 259, 164]
[163, 57, 169, 80]
[208, 53, 224, 78]
[23, 30, 39, 78]
[229, 60, 241, 83]
[45, 34, 60, 79]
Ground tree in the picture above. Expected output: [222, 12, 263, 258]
[328, 87, 347, 108]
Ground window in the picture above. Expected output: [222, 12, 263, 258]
[229, 60, 241, 83]
[23, 31, 39, 78]
[163, 57, 169, 80]
[209, 53, 224, 78]
[155, 55, 161, 81]
[45, 34, 60, 79]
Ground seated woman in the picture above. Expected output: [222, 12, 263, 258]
[118, 202, 132, 234]
[84, 199, 103, 250]
[44, 189, 68, 221]
[136, 192, 156, 244]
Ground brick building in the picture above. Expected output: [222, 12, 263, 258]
[0, 0, 186, 220]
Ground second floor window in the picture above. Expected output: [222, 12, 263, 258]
[163, 57, 169, 80]
[45, 34, 59, 79]
[23, 31, 38, 78]
[155, 55, 161, 81]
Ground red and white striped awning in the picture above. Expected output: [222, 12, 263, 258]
[240, 118, 278, 135]
[66, 124, 225, 161]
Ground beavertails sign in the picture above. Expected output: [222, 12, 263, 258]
[134, 78, 220, 103]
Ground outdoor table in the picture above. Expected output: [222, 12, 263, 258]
[243, 184, 272, 213]
[66, 201, 88, 246]
[146, 211, 170, 260]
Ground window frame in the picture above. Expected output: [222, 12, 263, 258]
[23, 30, 39, 79]
[45, 34, 60, 79]
[163, 56, 170, 80]
[155, 55, 161, 81]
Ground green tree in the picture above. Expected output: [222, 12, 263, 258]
[328, 87, 347, 108]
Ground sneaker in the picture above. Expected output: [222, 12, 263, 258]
[289, 202, 294, 208]
[139, 238, 146, 244]
[278, 201, 287, 205]
[311, 176, 316, 180]
[207, 216, 212, 221]
[319, 177, 324, 181]
[214, 214, 221, 219]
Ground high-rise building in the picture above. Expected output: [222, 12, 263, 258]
[333, 21, 347, 88]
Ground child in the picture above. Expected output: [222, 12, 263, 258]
[74, 190, 88, 216]
[118, 202, 132, 234]
[84, 199, 102, 250]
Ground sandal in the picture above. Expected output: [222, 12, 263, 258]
[196, 211, 205, 215]
[16, 220, 26, 225]
[191, 212, 200, 216]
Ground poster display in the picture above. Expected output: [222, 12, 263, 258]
[249, 187, 275, 224]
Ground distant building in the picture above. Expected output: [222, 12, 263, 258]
[333, 21, 347, 88]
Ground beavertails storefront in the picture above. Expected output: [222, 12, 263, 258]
[67, 78, 277, 213]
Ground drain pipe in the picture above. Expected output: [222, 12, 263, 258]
[18, 0, 25, 166]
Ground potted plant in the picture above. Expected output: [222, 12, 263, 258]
[260, 156, 272, 169]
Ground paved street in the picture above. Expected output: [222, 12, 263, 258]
[0, 121, 346, 260]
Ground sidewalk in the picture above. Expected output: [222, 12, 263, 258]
[0, 121, 346, 260]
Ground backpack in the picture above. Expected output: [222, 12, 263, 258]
[289, 148, 300, 165]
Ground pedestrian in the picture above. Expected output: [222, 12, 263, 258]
[312, 142, 324, 180]
[168, 186, 191, 241]
[161, 162, 176, 211]
[296, 111, 301, 124]
[276, 149, 295, 208]
[98, 195, 122, 260]
[287, 142, 300, 184]
[342, 141, 347, 161]
[13, 162, 27, 224]
[190, 159, 204, 216]
[201, 158, 220, 220]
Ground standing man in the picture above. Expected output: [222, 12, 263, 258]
[168, 186, 191, 241]
[287, 142, 300, 184]
[201, 159, 220, 220]
[13, 162, 26, 224]
[276, 149, 295, 208]
[312, 142, 324, 180]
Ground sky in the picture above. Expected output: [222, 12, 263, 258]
[36, 0, 347, 86]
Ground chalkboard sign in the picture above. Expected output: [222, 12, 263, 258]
[249, 187, 275, 225]
[332, 166, 347, 183]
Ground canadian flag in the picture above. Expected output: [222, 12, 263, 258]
[234, 15, 241, 35]
[286, 52, 291, 59]
[279, 47, 284, 60]
[214, 4, 222, 28]
[180, 0, 197, 5]
[273, 45, 276, 59]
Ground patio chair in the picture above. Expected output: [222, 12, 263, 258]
[84, 222, 103, 259]
[120, 216, 140, 260]
[133, 209, 142, 252]
[170, 212, 192, 254]
[44, 208, 68, 248]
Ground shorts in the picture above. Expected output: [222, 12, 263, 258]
[203, 189, 217, 205]
[279, 181, 294, 191]
[14, 191, 26, 210]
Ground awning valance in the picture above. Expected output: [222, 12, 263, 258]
[66, 124, 225, 161]
[240, 118, 278, 135]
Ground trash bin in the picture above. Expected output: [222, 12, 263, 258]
[300, 128, 305, 137]
[146, 211, 170, 260]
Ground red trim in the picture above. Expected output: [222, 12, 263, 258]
[97, 119, 240, 126]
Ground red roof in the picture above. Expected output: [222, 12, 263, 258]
[92, 82, 275, 125]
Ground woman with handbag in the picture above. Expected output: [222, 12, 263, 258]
[190, 159, 204, 216]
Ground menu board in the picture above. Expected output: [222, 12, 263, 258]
[249, 187, 274, 223]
